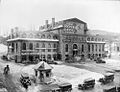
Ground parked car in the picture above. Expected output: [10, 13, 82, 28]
[99, 73, 114, 84]
[78, 78, 95, 90]
[103, 86, 116, 92]
[46, 60, 58, 65]
[96, 58, 106, 63]
[58, 82, 72, 92]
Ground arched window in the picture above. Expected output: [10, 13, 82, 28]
[41, 34, 45, 38]
[47, 34, 51, 39]
[87, 37, 90, 41]
[73, 44, 78, 49]
[29, 43, 33, 50]
[91, 37, 94, 41]
[53, 35, 58, 39]
[22, 43, 26, 50]
[82, 45, 84, 52]
[36, 43, 39, 48]
[42, 43, 45, 48]
[48, 43, 51, 48]
[65, 44, 68, 52]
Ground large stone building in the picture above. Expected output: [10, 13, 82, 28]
[7, 18, 106, 63]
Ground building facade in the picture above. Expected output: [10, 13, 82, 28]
[86, 35, 105, 59]
[7, 18, 106, 63]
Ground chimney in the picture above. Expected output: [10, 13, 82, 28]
[52, 18, 55, 27]
[11, 29, 14, 39]
[45, 20, 48, 29]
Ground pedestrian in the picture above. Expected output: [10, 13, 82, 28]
[3, 65, 10, 75]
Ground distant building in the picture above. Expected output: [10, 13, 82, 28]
[7, 18, 106, 63]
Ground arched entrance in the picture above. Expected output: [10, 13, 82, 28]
[73, 44, 78, 56]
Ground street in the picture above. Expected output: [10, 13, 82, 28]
[65, 58, 120, 92]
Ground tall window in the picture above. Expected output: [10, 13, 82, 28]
[99, 45, 101, 52]
[12, 43, 14, 52]
[48, 43, 51, 52]
[29, 43, 33, 50]
[82, 45, 84, 52]
[102, 45, 104, 51]
[65, 44, 68, 52]
[53, 43, 56, 48]
[96, 44, 97, 51]
[22, 43, 26, 50]
[88, 44, 90, 52]
[16, 43, 18, 52]
[92, 44, 94, 51]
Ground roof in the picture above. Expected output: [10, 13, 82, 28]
[84, 78, 95, 82]
[63, 18, 86, 24]
[33, 61, 53, 70]
[7, 38, 59, 42]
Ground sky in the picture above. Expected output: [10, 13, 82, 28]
[0, 0, 120, 36]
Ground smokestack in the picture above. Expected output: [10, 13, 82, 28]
[52, 18, 55, 27]
[45, 20, 48, 29]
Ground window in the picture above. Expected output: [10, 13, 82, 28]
[36, 43, 39, 48]
[53, 35, 58, 39]
[91, 37, 94, 41]
[73, 44, 78, 49]
[99, 45, 101, 52]
[42, 43, 45, 48]
[47, 54, 51, 60]
[53, 43, 56, 48]
[82, 45, 84, 52]
[16, 43, 18, 52]
[22, 43, 26, 50]
[96, 44, 97, 51]
[65, 44, 68, 52]
[12, 43, 14, 52]
[48, 43, 51, 48]
[102, 45, 104, 51]
[29, 43, 33, 50]
[88, 44, 90, 52]
[87, 37, 90, 41]
[41, 34, 45, 38]
[22, 55, 27, 61]
[47, 34, 51, 39]
[48, 43, 51, 52]
[92, 44, 94, 51]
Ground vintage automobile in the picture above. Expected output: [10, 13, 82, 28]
[99, 73, 114, 84]
[117, 86, 120, 92]
[96, 58, 106, 63]
[40, 84, 61, 92]
[58, 83, 72, 92]
[78, 78, 95, 90]
[46, 60, 58, 65]
[103, 86, 117, 92]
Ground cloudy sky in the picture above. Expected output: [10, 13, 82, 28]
[0, 0, 120, 35]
